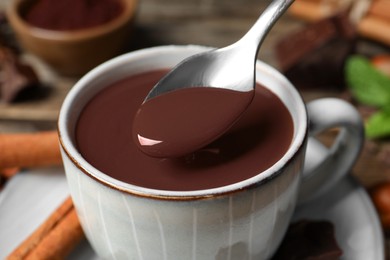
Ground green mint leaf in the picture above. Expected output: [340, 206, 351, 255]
[366, 109, 390, 139]
[345, 55, 390, 107]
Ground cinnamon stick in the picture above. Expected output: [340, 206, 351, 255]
[7, 196, 84, 260]
[358, 15, 390, 46]
[367, 0, 390, 22]
[0, 131, 62, 170]
[370, 181, 390, 230]
[290, 0, 390, 47]
[289, 0, 331, 22]
[0, 167, 20, 179]
[288, 0, 345, 22]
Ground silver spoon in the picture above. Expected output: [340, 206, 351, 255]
[144, 0, 295, 101]
[134, 0, 295, 158]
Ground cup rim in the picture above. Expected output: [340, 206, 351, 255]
[58, 45, 308, 200]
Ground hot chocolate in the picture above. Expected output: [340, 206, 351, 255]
[75, 70, 294, 191]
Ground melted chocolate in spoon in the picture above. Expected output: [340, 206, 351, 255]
[133, 87, 254, 158]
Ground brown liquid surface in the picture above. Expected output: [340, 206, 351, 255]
[76, 70, 294, 191]
[133, 87, 254, 157]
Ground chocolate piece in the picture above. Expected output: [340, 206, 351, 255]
[275, 12, 356, 90]
[0, 47, 39, 103]
[0, 10, 38, 103]
[272, 220, 342, 260]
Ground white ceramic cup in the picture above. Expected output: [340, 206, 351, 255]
[58, 45, 364, 259]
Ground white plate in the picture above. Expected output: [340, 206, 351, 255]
[0, 167, 384, 259]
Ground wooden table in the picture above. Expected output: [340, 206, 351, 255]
[1, 0, 389, 257]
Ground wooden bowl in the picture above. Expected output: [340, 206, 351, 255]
[7, 0, 138, 76]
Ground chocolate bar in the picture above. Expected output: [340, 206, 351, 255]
[0, 47, 39, 103]
[272, 220, 343, 260]
[275, 11, 356, 90]
[0, 10, 43, 103]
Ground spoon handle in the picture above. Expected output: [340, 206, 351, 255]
[239, 0, 295, 51]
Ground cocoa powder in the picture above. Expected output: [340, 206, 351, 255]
[23, 0, 124, 31]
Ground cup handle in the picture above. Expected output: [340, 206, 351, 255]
[297, 98, 365, 205]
